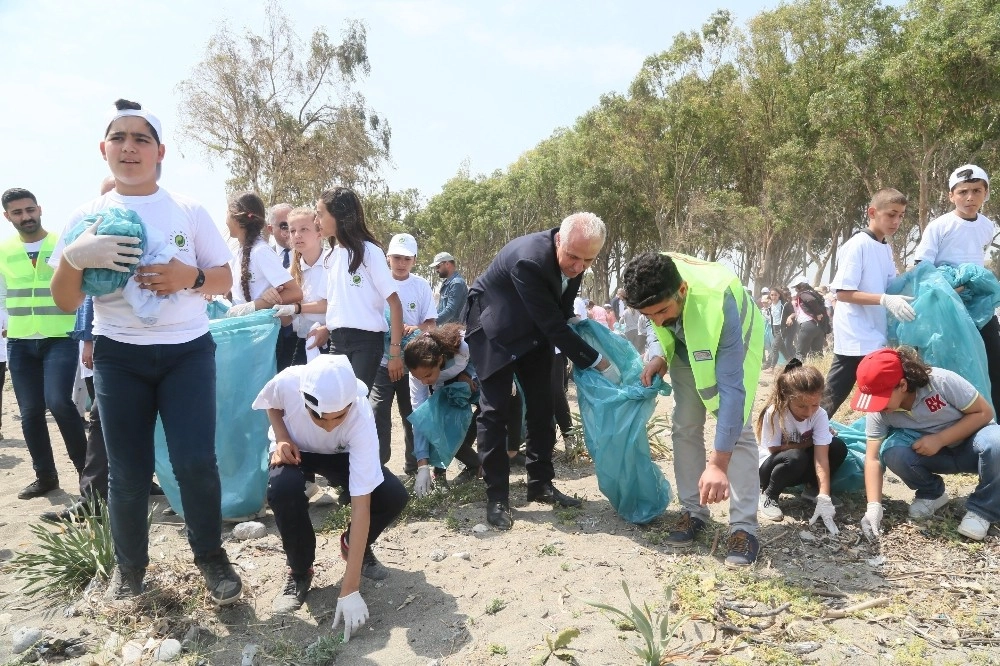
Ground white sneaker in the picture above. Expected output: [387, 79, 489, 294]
[908, 492, 950, 519]
[957, 511, 991, 541]
[759, 495, 784, 521]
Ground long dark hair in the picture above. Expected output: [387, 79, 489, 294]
[319, 187, 380, 273]
[229, 191, 267, 302]
[403, 324, 464, 371]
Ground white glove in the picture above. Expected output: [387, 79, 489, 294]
[272, 304, 297, 317]
[599, 362, 621, 384]
[414, 464, 432, 497]
[861, 501, 883, 542]
[62, 221, 142, 272]
[808, 494, 839, 535]
[225, 301, 257, 318]
[880, 294, 916, 322]
[332, 591, 369, 642]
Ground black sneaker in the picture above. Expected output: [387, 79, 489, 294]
[665, 512, 706, 548]
[195, 549, 243, 606]
[724, 529, 760, 568]
[41, 499, 98, 524]
[106, 565, 145, 600]
[452, 467, 479, 486]
[18, 475, 59, 500]
[271, 568, 313, 613]
[339, 529, 390, 581]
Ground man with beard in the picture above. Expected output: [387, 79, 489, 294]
[429, 251, 467, 325]
[0, 188, 87, 499]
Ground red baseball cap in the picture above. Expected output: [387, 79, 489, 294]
[851, 349, 904, 412]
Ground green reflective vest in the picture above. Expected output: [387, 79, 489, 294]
[0, 234, 75, 339]
[651, 253, 764, 421]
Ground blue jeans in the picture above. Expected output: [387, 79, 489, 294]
[882, 424, 1000, 523]
[7, 337, 87, 477]
[94, 334, 222, 570]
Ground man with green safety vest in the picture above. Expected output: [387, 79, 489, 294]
[1, 188, 86, 499]
[622, 251, 764, 567]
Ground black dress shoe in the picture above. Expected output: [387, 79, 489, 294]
[18, 475, 59, 500]
[486, 501, 513, 530]
[526, 483, 582, 507]
[40, 499, 99, 524]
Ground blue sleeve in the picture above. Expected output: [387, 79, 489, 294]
[712, 291, 747, 453]
[437, 276, 468, 323]
[81, 296, 94, 341]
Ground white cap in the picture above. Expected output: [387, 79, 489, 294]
[106, 107, 163, 143]
[387, 233, 418, 257]
[949, 164, 990, 201]
[761, 287, 770, 294]
[429, 251, 455, 268]
[301, 355, 360, 415]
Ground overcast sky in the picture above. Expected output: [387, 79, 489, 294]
[0, 0, 773, 241]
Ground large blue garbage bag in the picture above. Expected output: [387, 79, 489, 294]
[62, 208, 147, 296]
[938, 264, 1000, 330]
[154, 310, 279, 519]
[571, 319, 672, 524]
[829, 418, 872, 493]
[886, 262, 991, 411]
[408, 382, 476, 469]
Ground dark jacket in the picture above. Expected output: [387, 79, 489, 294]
[464, 228, 600, 380]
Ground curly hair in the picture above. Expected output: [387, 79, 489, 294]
[621, 252, 683, 309]
[755, 359, 825, 441]
[319, 187, 380, 274]
[228, 191, 267, 303]
[895, 346, 932, 391]
[403, 323, 464, 371]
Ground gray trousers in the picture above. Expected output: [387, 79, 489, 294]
[669, 351, 759, 535]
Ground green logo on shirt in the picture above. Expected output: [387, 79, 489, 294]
[350, 274, 363, 287]
[171, 230, 191, 252]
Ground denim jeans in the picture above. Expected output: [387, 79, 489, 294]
[328, 328, 385, 395]
[7, 337, 87, 477]
[267, 453, 409, 573]
[369, 365, 414, 467]
[94, 333, 222, 570]
[882, 424, 1000, 522]
[669, 350, 759, 535]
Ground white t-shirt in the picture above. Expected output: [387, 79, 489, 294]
[866, 367, 989, 440]
[913, 211, 995, 267]
[409, 338, 471, 408]
[50, 188, 233, 345]
[251, 364, 384, 497]
[757, 404, 833, 467]
[294, 248, 332, 339]
[395, 274, 436, 327]
[324, 242, 398, 332]
[229, 239, 294, 305]
[830, 231, 897, 355]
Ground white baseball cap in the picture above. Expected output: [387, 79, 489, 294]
[301, 355, 361, 415]
[949, 164, 990, 201]
[429, 251, 455, 268]
[761, 287, 770, 294]
[387, 233, 418, 257]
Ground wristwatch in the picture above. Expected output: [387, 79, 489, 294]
[191, 268, 206, 290]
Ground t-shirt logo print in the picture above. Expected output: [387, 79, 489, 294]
[407, 301, 416, 311]
[350, 274, 363, 288]
[924, 394, 947, 412]
[171, 230, 191, 252]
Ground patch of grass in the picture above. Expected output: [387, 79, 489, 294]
[531, 627, 580, 665]
[539, 543, 561, 556]
[318, 502, 351, 534]
[615, 617, 636, 631]
[560, 562, 572, 572]
[264, 637, 306, 664]
[485, 598, 507, 615]
[755, 645, 804, 666]
[396, 478, 489, 523]
[671, 568, 720, 617]
[305, 634, 343, 665]
[554, 505, 583, 527]
[487, 643, 507, 656]
[585, 581, 689, 666]
[444, 510, 460, 532]
[893, 637, 928, 666]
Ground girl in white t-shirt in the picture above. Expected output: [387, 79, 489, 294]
[224, 192, 300, 316]
[308, 188, 403, 392]
[755, 359, 848, 532]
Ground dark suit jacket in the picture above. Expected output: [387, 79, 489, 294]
[464, 228, 600, 380]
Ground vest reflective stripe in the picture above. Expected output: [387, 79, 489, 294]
[0, 234, 75, 339]
[651, 253, 764, 422]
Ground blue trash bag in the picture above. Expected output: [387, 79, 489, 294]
[938, 264, 1000, 330]
[570, 319, 672, 524]
[886, 262, 992, 412]
[154, 310, 279, 520]
[206, 298, 231, 319]
[763, 321, 774, 351]
[829, 418, 870, 494]
[62, 208, 147, 296]
[382, 308, 423, 357]
[407, 382, 476, 469]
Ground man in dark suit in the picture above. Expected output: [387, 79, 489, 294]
[464, 213, 617, 529]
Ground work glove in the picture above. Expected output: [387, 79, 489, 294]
[272, 304, 297, 317]
[332, 591, 369, 642]
[599, 362, 621, 384]
[225, 301, 257, 318]
[860, 501, 884, 542]
[808, 494, 839, 535]
[880, 294, 916, 322]
[62, 221, 142, 272]
[414, 464, 432, 497]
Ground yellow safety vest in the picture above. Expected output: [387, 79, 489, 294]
[651, 253, 764, 421]
[0, 234, 75, 339]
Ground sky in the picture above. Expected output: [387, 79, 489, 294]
[0, 0, 776, 242]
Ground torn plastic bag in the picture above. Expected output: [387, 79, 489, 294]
[408, 382, 477, 469]
[62, 208, 147, 296]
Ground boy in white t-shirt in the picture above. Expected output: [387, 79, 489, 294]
[254, 355, 408, 636]
[368, 233, 436, 472]
[822, 188, 914, 417]
[913, 164, 1000, 413]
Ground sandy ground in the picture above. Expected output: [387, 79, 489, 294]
[1, 363, 999, 666]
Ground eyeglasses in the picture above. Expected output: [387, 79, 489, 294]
[278, 222, 289, 231]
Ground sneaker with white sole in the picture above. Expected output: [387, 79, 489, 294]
[759, 495, 784, 521]
[908, 492, 950, 519]
[956, 511, 991, 541]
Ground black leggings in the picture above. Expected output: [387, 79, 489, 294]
[759, 437, 848, 498]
